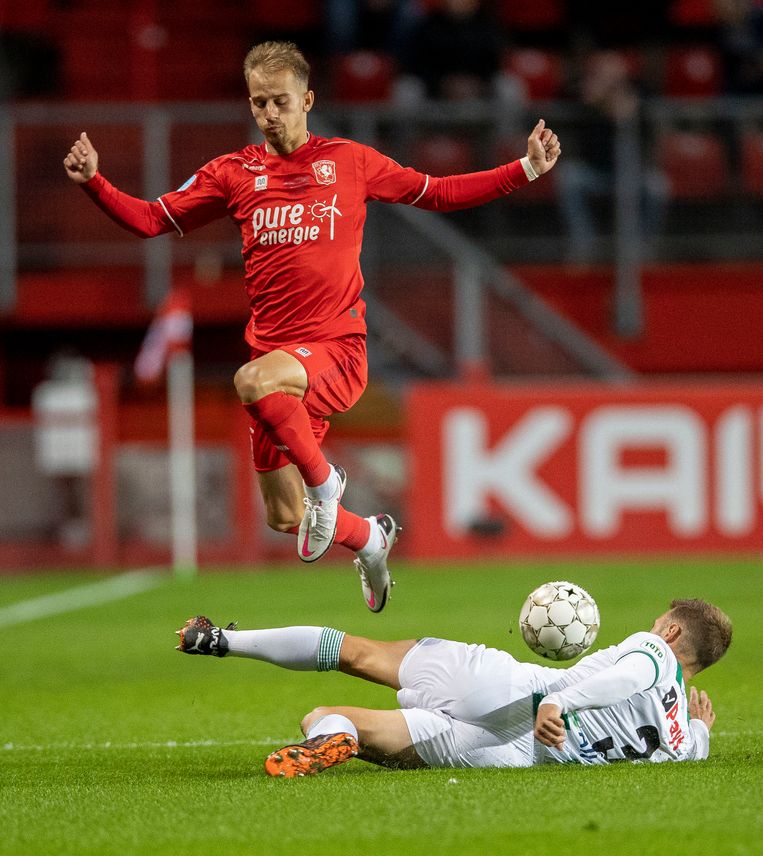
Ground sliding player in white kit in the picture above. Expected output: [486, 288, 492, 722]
[175, 598, 730, 776]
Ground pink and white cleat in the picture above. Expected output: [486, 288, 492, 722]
[354, 514, 399, 613]
[297, 465, 347, 563]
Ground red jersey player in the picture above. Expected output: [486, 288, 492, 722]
[63, 41, 561, 613]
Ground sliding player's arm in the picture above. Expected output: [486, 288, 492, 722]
[534, 650, 659, 750]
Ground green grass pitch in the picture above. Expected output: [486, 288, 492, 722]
[2, 558, 762, 855]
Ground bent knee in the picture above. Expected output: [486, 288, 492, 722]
[300, 706, 334, 736]
[234, 361, 280, 403]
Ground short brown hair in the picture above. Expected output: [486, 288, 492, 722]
[668, 598, 732, 672]
[243, 41, 310, 88]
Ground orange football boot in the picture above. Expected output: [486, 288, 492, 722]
[264, 733, 359, 778]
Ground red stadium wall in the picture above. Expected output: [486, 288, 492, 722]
[514, 264, 763, 374]
[407, 382, 763, 559]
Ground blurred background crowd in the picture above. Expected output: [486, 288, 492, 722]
[3, 0, 762, 102]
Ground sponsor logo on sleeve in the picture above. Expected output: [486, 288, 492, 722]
[661, 687, 685, 752]
[640, 639, 665, 659]
[312, 160, 336, 185]
[295, 347, 312, 357]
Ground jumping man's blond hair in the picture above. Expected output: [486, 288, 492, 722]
[243, 41, 310, 88]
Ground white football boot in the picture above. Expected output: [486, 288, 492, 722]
[297, 465, 347, 563]
[354, 514, 400, 613]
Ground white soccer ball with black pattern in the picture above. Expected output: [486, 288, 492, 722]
[519, 581, 600, 661]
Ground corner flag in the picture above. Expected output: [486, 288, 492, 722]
[135, 288, 193, 383]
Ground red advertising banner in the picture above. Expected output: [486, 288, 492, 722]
[406, 383, 763, 558]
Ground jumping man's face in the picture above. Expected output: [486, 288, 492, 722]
[247, 67, 314, 155]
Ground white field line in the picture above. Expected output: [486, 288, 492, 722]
[2, 732, 753, 754]
[0, 568, 167, 627]
[3, 738, 294, 752]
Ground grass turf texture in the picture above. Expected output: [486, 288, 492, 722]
[2, 559, 761, 855]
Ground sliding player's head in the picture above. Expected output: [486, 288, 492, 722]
[651, 599, 732, 675]
[244, 41, 314, 155]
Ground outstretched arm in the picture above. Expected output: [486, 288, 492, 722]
[364, 120, 562, 212]
[64, 132, 175, 238]
[534, 652, 657, 749]
[413, 119, 561, 212]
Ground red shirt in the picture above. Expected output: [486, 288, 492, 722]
[84, 133, 530, 349]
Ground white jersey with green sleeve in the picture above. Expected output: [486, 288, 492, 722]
[537, 632, 709, 765]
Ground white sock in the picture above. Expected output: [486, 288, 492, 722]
[223, 626, 322, 669]
[304, 465, 339, 502]
[356, 516, 382, 560]
[307, 713, 358, 741]
[222, 626, 345, 671]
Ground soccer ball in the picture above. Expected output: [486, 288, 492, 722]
[519, 581, 600, 661]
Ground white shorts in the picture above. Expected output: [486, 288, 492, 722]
[397, 638, 538, 769]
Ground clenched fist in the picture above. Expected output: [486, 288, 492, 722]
[63, 131, 98, 184]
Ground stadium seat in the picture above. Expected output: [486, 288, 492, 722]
[741, 132, 763, 196]
[411, 136, 475, 176]
[663, 45, 723, 98]
[155, 31, 249, 99]
[53, 10, 129, 99]
[2, 0, 49, 30]
[332, 51, 396, 103]
[659, 131, 729, 198]
[247, 0, 320, 31]
[497, 0, 564, 31]
[669, 0, 719, 28]
[505, 48, 563, 100]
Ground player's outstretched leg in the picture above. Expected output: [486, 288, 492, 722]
[354, 514, 400, 613]
[297, 463, 347, 563]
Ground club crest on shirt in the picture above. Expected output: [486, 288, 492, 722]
[312, 160, 336, 185]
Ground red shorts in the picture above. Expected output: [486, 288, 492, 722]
[248, 334, 368, 472]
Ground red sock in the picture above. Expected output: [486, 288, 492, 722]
[334, 507, 370, 552]
[285, 512, 368, 552]
[244, 392, 330, 487]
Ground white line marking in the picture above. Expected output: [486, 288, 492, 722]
[0, 568, 167, 627]
[3, 733, 753, 753]
[3, 738, 293, 752]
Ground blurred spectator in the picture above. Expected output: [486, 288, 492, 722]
[715, 0, 763, 94]
[403, 0, 506, 100]
[32, 352, 96, 549]
[555, 51, 669, 263]
[324, 0, 422, 58]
